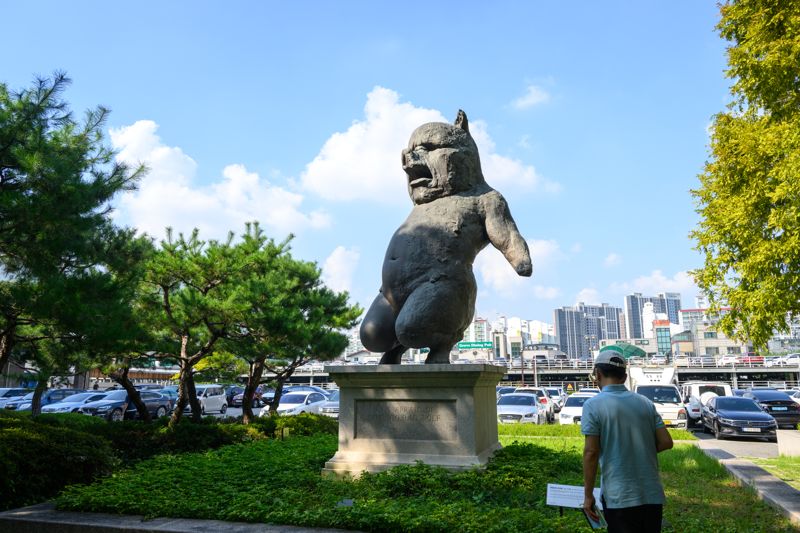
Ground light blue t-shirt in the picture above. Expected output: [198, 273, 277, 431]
[581, 384, 666, 509]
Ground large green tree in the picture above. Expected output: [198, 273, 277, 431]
[692, 2, 800, 348]
[0, 73, 146, 401]
[221, 229, 361, 422]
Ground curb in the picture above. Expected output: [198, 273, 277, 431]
[0, 503, 358, 533]
[700, 447, 800, 526]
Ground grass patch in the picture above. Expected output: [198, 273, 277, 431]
[498, 423, 696, 440]
[751, 456, 800, 491]
[57, 435, 793, 532]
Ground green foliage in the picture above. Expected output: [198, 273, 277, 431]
[274, 412, 339, 436]
[751, 455, 800, 491]
[0, 412, 117, 511]
[55, 436, 795, 532]
[497, 423, 696, 440]
[692, 2, 800, 347]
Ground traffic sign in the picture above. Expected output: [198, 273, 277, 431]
[457, 341, 493, 349]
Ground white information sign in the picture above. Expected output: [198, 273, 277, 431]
[546, 484, 603, 509]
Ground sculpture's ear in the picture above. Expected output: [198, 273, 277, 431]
[454, 109, 469, 134]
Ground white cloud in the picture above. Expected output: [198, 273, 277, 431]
[300, 86, 558, 203]
[576, 288, 601, 305]
[110, 120, 329, 239]
[322, 246, 360, 294]
[604, 253, 621, 267]
[474, 239, 561, 299]
[511, 85, 551, 110]
[610, 270, 698, 297]
[570, 243, 583, 254]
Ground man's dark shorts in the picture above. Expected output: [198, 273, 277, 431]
[603, 501, 662, 533]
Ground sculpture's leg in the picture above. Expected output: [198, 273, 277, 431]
[379, 343, 408, 364]
[425, 344, 454, 364]
[360, 292, 399, 354]
[395, 280, 473, 365]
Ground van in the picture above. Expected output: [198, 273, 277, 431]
[192, 384, 228, 414]
[680, 382, 732, 428]
[634, 384, 687, 429]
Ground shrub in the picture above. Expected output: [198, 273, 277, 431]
[273, 413, 338, 436]
[0, 414, 117, 511]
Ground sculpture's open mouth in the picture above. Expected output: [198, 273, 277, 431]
[406, 164, 432, 188]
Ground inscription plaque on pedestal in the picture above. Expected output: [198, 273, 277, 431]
[323, 364, 504, 476]
[355, 400, 457, 441]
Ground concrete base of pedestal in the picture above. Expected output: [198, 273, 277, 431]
[778, 430, 800, 456]
[322, 364, 504, 476]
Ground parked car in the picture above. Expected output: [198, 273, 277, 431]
[544, 387, 567, 410]
[742, 389, 800, 429]
[262, 391, 327, 416]
[224, 385, 245, 405]
[231, 385, 266, 408]
[558, 393, 594, 425]
[496, 386, 516, 400]
[680, 382, 732, 428]
[157, 386, 178, 407]
[41, 392, 109, 413]
[134, 384, 165, 391]
[497, 393, 546, 424]
[319, 390, 340, 418]
[732, 389, 747, 397]
[514, 387, 555, 422]
[634, 384, 687, 428]
[0, 388, 30, 408]
[701, 396, 778, 441]
[4, 388, 85, 411]
[577, 388, 600, 395]
[186, 384, 228, 414]
[285, 385, 330, 397]
[716, 355, 738, 366]
[789, 391, 800, 405]
[768, 353, 800, 367]
[80, 390, 171, 421]
[737, 355, 764, 365]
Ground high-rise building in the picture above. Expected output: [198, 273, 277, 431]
[554, 302, 622, 358]
[624, 292, 682, 338]
[554, 307, 587, 358]
[462, 317, 491, 343]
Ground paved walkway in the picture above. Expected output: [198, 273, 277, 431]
[0, 503, 359, 533]
[696, 432, 800, 526]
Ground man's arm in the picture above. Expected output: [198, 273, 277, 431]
[583, 435, 601, 521]
[655, 427, 673, 453]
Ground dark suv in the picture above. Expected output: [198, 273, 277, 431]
[743, 389, 800, 429]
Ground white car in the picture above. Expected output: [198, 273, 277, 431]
[769, 354, 800, 367]
[514, 387, 555, 422]
[635, 384, 687, 428]
[41, 392, 109, 413]
[717, 355, 738, 366]
[577, 388, 600, 395]
[558, 393, 595, 425]
[264, 391, 328, 416]
[544, 386, 567, 408]
[497, 393, 546, 424]
[789, 391, 800, 405]
[680, 382, 732, 428]
[192, 384, 228, 414]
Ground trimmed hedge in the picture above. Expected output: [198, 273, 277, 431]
[0, 411, 336, 510]
[0, 413, 117, 511]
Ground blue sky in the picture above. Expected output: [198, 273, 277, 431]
[3, 1, 729, 323]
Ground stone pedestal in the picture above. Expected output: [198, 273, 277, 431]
[322, 364, 504, 476]
[777, 429, 800, 456]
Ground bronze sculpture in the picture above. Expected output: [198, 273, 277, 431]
[360, 111, 532, 364]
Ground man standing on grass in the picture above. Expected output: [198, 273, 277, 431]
[581, 348, 673, 533]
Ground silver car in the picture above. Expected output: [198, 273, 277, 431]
[497, 393, 546, 424]
[319, 390, 340, 418]
[42, 392, 109, 413]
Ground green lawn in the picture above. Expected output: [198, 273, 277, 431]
[498, 422, 696, 441]
[57, 432, 793, 532]
[750, 456, 800, 491]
